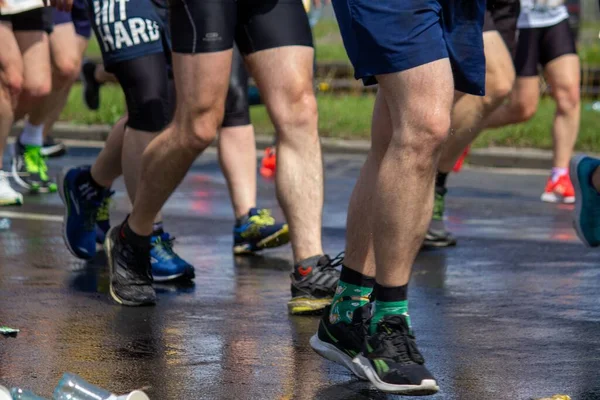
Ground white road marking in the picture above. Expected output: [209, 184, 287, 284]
[0, 211, 62, 222]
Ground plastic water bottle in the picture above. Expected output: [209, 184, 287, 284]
[0, 386, 11, 400]
[10, 388, 47, 400]
[53, 373, 149, 400]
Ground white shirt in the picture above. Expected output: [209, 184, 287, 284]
[517, 0, 570, 29]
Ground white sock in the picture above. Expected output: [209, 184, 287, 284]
[19, 121, 44, 147]
[551, 167, 568, 183]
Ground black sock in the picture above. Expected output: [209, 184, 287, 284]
[339, 265, 376, 289]
[373, 283, 408, 302]
[121, 218, 151, 248]
[152, 221, 164, 235]
[76, 169, 107, 192]
[435, 172, 448, 190]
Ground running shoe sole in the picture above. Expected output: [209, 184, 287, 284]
[104, 226, 155, 307]
[0, 196, 23, 206]
[541, 192, 575, 204]
[288, 297, 331, 315]
[310, 334, 368, 380]
[233, 224, 290, 255]
[41, 144, 67, 158]
[570, 155, 593, 247]
[57, 168, 93, 260]
[11, 160, 39, 193]
[152, 267, 195, 283]
[353, 355, 439, 395]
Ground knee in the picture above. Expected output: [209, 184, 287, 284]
[512, 99, 537, 122]
[2, 67, 23, 99]
[177, 105, 222, 151]
[53, 57, 81, 87]
[553, 86, 580, 115]
[22, 78, 52, 100]
[392, 112, 451, 169]
[483, 76, 514, 110]
[270, 82, 318, 139]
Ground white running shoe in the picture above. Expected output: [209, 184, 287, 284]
[0, 172, 23, 206]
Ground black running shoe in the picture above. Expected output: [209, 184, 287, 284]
[81, 60, 101, 110]
[104, 224, 156, 306]
[288, 253, 342, 315]
[310, 304, 370, 379]
[354, 315, 439, 395]
[423, 187, 456, 248]
[41, 136, 67, 158]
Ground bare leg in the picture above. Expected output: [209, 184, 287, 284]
[13, 31, 51, 121]
[246, 47, 323, 262]
[438, 31, 515, 173]
[218, 124, 257, 218]
[544, 54, 580, 169]
[27, 24, 88, 130]
[371, 60, 454, 286]
[128, 51, 232, 235]
[0, 22, 23, 157]
[483, 76, 540, 129]
[344, 92, 392, 277]
[94, 63, 117, 84]
[91, 116, 127, 187]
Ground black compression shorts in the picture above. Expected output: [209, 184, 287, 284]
[223, 45, 250, 127]
[514, 19, 577, 77]
[0, 7, 54, 34]
[169, 0, 313, 55]
[483, 0, 520, 56]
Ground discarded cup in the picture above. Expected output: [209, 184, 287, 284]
[0, 385, 11, 400]
[10, 388, 47, 400]
[53, 373, 149, 400]
[0, 218, 10, 230]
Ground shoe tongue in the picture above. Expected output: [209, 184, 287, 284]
[378, 314, 410, 334]
[351, 303, 372, 324]
[248, 207, 260, 216]
[315, 254, 331, 267]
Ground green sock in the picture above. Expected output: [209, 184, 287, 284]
[371, 299, 410, 334]
[328, 266, 374, 324]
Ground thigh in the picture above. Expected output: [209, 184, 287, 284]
[483, 31, 515, 84]
[511, 76, 541, 110]
[49, 23, 85, 70]
[544, 54, 580, 94]
[514, 28, 540, 77]
[111, 52, 173, 132]
[168, 0, 236, 54]
[223, 45, 250, 128]
[235, 0, 313, 55]
[15, 30, 51, 92]
[0, 22, 23, 98]
[540, 19, 577, 67]
[378, 58, 454, 132]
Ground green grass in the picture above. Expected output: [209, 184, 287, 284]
[313, 20, 350, 64]
[60, 84, 600, 152]
[59, 84, 125, 125]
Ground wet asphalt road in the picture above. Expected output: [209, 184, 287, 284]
[0, 147, 598, 400]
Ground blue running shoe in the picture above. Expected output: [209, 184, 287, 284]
[233, 208, 289, 254]
[151, 231, 195, 282]
[95, 191, 114, 244]
[58, 166, 110, 259]
[570, 155, 600, 247]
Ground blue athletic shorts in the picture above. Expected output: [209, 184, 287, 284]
[86, 0, 169, 71]
[53, 0, 92, 39]
[332, 0, 486, 96]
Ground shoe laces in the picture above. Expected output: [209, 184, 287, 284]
[372, 316, 425, 365]
[96, 191, 114, 222]
[151, 232, 177, 261]
[23, 146, 42, 174]
[321, 251, 344, 271]
[248, 208, 275, 226]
